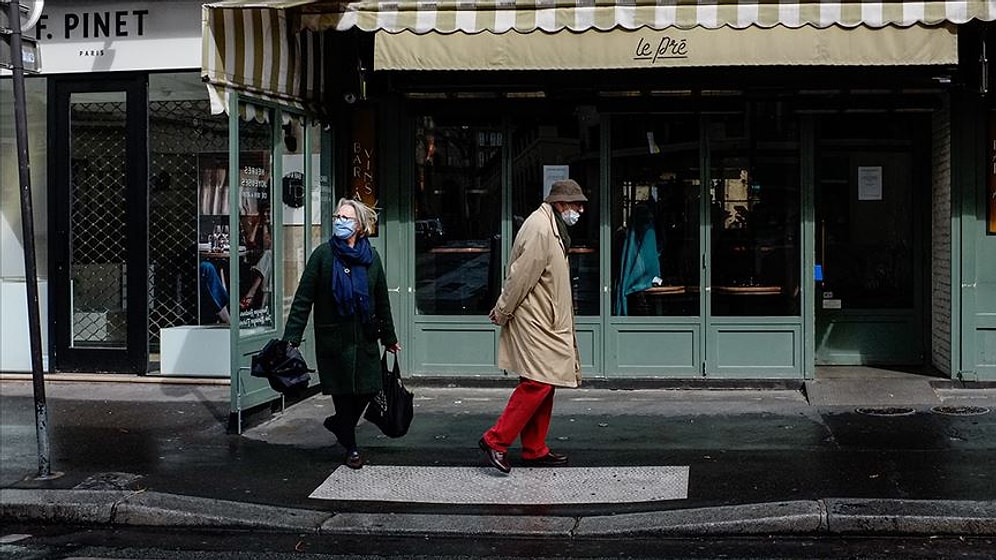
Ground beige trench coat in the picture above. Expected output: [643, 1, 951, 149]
[491, 203, 581, 388]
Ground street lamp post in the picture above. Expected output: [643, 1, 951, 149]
[1, 0, 55, 479]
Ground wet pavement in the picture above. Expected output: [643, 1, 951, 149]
[2, 377, 996, 530]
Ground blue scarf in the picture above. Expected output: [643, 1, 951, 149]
[329, 236, 374, 323]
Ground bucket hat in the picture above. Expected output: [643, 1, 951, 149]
[544, 179, 588, 203]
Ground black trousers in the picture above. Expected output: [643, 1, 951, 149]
[330, 393, 374, 451]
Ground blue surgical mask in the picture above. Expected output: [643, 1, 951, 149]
[561, 209, 581, 227]
[333, 218, 356, 239]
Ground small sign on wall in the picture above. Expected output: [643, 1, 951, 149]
[351, 107, 378, 236]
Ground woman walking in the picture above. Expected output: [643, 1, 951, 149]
[283, 198, 400, 469]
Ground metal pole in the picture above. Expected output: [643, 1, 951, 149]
[6, 0, 53, 479]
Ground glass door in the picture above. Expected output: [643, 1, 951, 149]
[49, 75, 148, 372]
[608, 113, 703, 376]
[814, 114, 926, 365]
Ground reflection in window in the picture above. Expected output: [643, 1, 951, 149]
[709, 107, 800, 317]
[511, 106, 601, 316]
[414, 118, 501, 315]
[611, 114, 700, 316]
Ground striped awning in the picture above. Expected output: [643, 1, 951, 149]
[201, 3, 326, 116]
[203, 1, 996, 114]
[290, 1, 996, 33]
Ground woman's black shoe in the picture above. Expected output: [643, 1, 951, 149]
[345, 450, 364, 470]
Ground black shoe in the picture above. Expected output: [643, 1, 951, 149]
[522, 451, 569, 467]
[479, 438, 511, 474]
[345, 450, 364, 470]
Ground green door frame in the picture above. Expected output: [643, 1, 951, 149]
[226, 93, 321, 425]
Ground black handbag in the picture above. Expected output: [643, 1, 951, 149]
[250, 338, 313, 395]
[364, 352, 414, 438]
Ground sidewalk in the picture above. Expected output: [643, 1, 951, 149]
[2, 377, 996, 537]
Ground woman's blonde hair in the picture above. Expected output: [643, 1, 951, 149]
[335, 198, 378, 237]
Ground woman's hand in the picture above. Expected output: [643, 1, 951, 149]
[386, 343, 402, 354]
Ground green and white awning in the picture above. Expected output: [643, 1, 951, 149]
[202, 1, 996, 114]
[219, 0, 996, 33]
[201, 3, 326, 115]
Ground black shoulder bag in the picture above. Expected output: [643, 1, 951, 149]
[364, 352, 414, 438]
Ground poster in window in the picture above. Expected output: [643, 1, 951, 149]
[194, 151, 274, 331]
[237, 151, 274, 331]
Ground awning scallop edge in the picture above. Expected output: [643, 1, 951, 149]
[296, 0, 996, 34]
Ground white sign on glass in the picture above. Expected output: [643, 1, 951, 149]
[542, 165, 570, 199]
[857, 166, 883, 201]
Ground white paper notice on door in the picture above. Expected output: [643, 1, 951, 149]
[543, 165, 570, 199]
[857, 166, 883, 201]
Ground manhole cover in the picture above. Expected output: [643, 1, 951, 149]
[930, 405, 990, 416]
[855, 406, 916, 417]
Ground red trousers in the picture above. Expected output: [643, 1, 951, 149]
[482, 378, 555, 460]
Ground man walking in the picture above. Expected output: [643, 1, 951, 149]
[479, 179, 587, 473]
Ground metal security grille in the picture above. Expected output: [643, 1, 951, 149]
[148, 99, 228, 348]
[69, 98, 128, 347]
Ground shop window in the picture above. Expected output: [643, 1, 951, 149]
[148, 73, 228, 346]
[194, 109, 275, 334]
[511, 106, 601, 316]
[708, 107, 801, 317]
[611, 114, 701, 317]
[414, 117, 502, 315]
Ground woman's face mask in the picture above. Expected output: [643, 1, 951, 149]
[333, 217, 357, 239]
[561, 209, 581, 227]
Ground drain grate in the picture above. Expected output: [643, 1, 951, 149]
[855, 406, 917, 417]
[930, 405, 990, 416]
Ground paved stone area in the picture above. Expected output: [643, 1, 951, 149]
[309, 465, 689, 504]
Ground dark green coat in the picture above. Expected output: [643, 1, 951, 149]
[282, 243, 398, 395]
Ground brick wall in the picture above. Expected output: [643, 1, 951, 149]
[931, 105, 952, 375]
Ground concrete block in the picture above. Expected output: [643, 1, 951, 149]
[160, 325, 230, 377]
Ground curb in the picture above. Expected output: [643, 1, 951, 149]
[3, 489, 996, 537]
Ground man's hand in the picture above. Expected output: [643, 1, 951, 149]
[386, 343, 402, 354]
[489, 307, 509, 327]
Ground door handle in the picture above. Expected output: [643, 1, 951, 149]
[388, 286, 400, 293]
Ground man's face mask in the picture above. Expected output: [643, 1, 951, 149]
[561, 208, 581, 227]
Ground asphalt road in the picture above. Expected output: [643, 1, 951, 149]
[3, 523, 996, 559]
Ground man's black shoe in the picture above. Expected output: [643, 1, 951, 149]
[479, 438, 511, 473]
[522, 451, 569, 467]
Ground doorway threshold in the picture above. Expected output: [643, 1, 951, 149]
[806, 366, 942, 406]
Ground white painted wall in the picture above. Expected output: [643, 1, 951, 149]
[0, 280, 50, 371]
